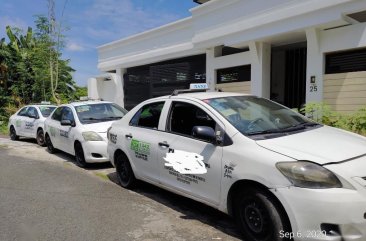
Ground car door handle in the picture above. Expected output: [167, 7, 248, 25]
[158, 142, 170, 148]
[125, 134, 133, 139]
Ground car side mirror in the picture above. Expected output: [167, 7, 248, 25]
[61, 119, 75, 127]
[192, 126, 216, 143]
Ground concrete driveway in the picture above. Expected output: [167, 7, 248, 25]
[0, 137, 241, 241]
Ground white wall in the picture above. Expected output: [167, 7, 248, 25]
[305, 23, 366, 103]
[92, 0, 366, 110]
[87, 73, 124, 108]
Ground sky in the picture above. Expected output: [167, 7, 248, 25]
[0, 0, 198, 86]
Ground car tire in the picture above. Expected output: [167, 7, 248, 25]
[9, 126, 19, 141]
[74, 142, 88, 168]
[45, 134, 57, 154]
[115, 152, 136, 189]
[234, 188, 291, 241]
[36, 129, 45, 146]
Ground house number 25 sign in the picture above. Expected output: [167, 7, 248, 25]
[310, 76, 318, 92]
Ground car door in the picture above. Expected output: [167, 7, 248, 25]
[23, 107, 39, 138]
[13, 107, 28, 136]
[47, 107, 63, 149]
[58, 107, 76, 154]
[124, 101, 165, 183]
[156, 100, 223, 205]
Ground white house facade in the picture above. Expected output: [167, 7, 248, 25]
[89, 0, 366, 113]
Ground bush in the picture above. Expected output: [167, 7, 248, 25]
[301, 102, 366, 136]
[0, 121, 8, 136]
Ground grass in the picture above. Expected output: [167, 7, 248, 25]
[94, 172, 109, 181]
[0, 122, 8, 136]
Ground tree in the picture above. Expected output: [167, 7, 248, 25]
[0, 15, 77, 108]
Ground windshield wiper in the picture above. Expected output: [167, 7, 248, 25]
[82, 117, 102, 121]
[101, 116, 123, 120]
[273, 122, 321, 132]
[246, 129, 283, 136]
[246, 122, 320, 136]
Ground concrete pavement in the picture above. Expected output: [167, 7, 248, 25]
[0, 138, 241, 241]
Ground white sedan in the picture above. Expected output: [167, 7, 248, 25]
[44, 101, 127, 167]
[8, 104, 56, 145]
[107, 91, 366, 241]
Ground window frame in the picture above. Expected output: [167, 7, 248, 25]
[17, 107, 28, 117]
[26, 107, 39, 119]
[216, 65, 251, 84]
[129, 101, 165, 130]
[61, 107, 75, 123]
[166, 101, 219, 143]
[51, 107, 64, 122]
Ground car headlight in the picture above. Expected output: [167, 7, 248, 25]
[82, 131, 103, 141]
[276, 161, 342, 189]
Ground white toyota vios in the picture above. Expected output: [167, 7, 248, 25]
[107, 90, 366, 241]
[8, 104, 57, 146]
[44, 101, 127, 167]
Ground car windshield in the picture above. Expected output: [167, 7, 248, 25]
[39, 106, 56, 117]
[204, 96, 318, 136]
[75, 103, 127, 124]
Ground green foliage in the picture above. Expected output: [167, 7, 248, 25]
[0, 122, 8, 136]
[300, 102, 332, 125]
[0, 15, 82, 122]
[301, 102, 366, 136]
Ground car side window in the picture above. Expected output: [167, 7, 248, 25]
[17, 107, 28, 116]
[27, 107, 38, 118]
[51, 107, 63, 121]
[168, 102, 216, 138]
[129, 102, 164, 129]
[61, 107, 75, 122]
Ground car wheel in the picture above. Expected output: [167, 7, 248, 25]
[74, 142, 87, 168]
[234, 188, 291, 241]
[9, 126, 19, 141]
[45, 134, 57, 153]
[115, 152, 136, 188]
[36, 129, 45, 146]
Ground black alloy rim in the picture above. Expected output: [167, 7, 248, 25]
[240, 198, 270, 238]
[38, 130, 44, 144]
[117, 159, 129, 183]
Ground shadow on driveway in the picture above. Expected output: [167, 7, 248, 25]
[107, 172, 241, 240]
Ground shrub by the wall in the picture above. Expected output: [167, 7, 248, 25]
[301, 103, 366, 136]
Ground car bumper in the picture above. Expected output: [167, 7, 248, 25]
[82, 141, 109, 163]
[273, 187, 366, 241]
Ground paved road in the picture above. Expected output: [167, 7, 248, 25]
[0, 138, 241, 241]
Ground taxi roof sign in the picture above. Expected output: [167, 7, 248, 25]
[171, 83, 209, 96]
[190, 83, 208, 90]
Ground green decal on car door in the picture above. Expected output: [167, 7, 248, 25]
[130, 139, 151, 161]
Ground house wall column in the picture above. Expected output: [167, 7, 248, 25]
[249, 42, 271, 98]
[206, 48, 216, 91]
[115, 68, 126, 108]
[306, 28, 323, 103]
[88, 77, 99, 99]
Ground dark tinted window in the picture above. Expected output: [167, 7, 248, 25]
[51, 107, 63, 121]
[168, 102, 216, 138]
[130, 102, 164, 129]
[39, 106, 56, 117]
[217, 65, 251, 84]
[61, 107, 75, 122]
[325, 48, 366, 74]
[17, 107, 28, 116]
[27, 107, 38, 118]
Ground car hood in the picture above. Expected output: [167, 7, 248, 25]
[82, 121, 114, 133]
[256, 126, 366, 165]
